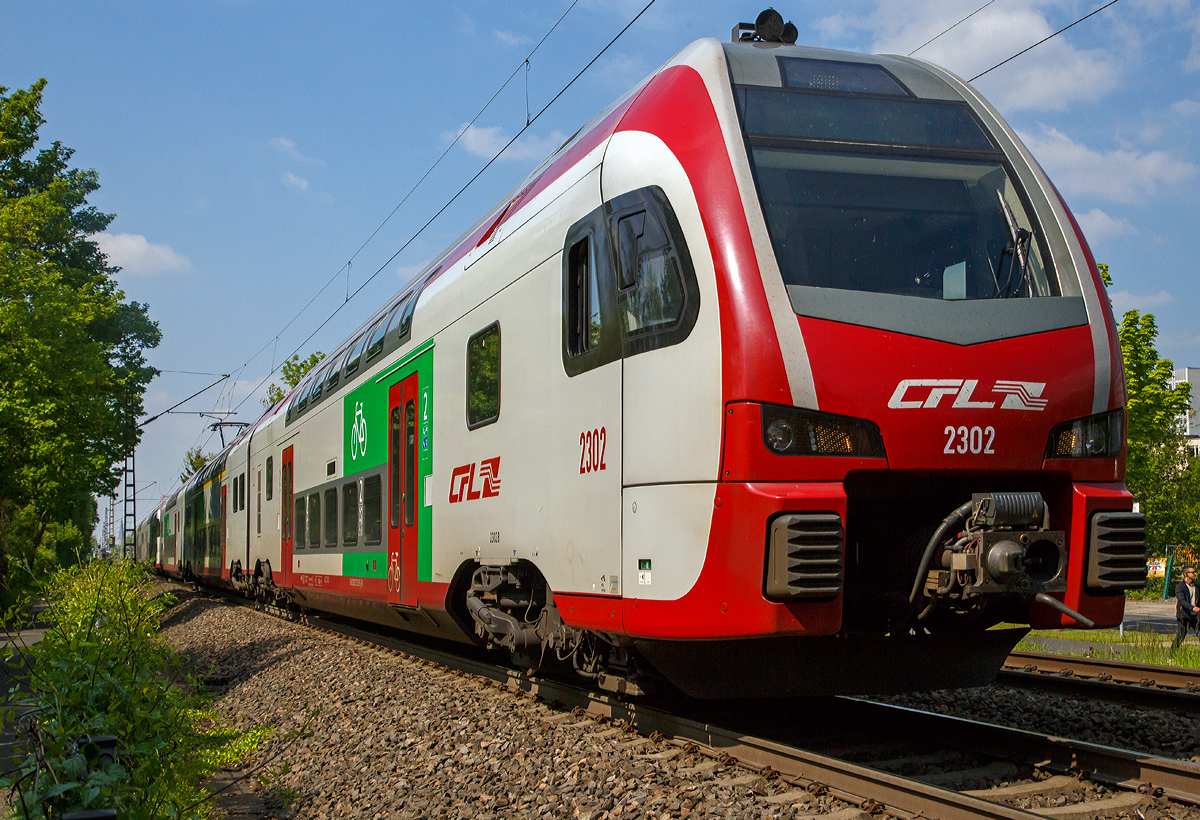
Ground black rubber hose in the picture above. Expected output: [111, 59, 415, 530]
[908, 500, 976, 605]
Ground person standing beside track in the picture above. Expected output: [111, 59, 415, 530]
[1172, 566, 1200, 650]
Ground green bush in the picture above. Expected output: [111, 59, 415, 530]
[1, 560, 267, 818]
[1126, 575, 1166, 601]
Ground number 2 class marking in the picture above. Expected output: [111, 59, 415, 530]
[944, 425, 995, 455]
[579, 427, 607, 474]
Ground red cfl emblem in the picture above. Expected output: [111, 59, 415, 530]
[449, 457, 501, 503]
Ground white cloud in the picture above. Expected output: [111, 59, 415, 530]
[95, 233, 190, 276]
[597, 53, 649, 90]
[1186, 14, 1200, 72]
[1018, 125, 1196, 204]
[270, 137, 325, 166]
[1172, 99, 1200, 117]
[282, 171, 309, 191]
[493, 29, 526, 46]
[1076, 208, 1137, 243]
[1111, 289, 1173, 314]
[444, 124, 568, 162]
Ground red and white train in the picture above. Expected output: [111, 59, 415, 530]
[137, 24, 1146, 698]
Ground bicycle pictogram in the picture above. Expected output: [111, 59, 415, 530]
[351, 401, 368, 460]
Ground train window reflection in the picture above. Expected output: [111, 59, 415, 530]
[750, 150, 1053, 300]
[466, 323, 500, 429]
[363, 475, 382, 545]
[567, 236, 601, 354]
[616, 210, 685, 335]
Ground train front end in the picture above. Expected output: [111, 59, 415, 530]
[629, 40, 1147, 697]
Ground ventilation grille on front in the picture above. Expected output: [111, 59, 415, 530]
[765, 512, 844, 601]
[1086, 511, 1148, 592]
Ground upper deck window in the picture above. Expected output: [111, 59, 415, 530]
[736, 86, 995, 152]
[779, 58, 909, 96]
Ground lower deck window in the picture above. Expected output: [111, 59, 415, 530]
[343, 482, 359, 545]
[363, 475, 382, 545]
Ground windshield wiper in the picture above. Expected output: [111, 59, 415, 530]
[995, 190, 1032, 298]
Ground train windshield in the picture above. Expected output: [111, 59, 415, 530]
[737, 85, 1056, 301]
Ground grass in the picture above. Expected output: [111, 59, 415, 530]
[1017, 629, 1200, 669]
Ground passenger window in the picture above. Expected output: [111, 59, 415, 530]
[309, 370, 324, 403]
[266, 457, 273, 500]
[616, 209, 685, 336]
[294, 497, 306, 548]
[363, 475, 382, 545]
[567, 236, 601, 355]
[344, 335, 368, 377]
[240, 473, 246, 511]
[396, 266, 439, 344]
[342, 482, 359, 545]
[325, 358, 340, 393]
[364, 317, 388, 362]
[466, 322, 500, 429]
[324, 488, 337, 546]
[404, 399, 416, 527]
[307, 493, 320, 547]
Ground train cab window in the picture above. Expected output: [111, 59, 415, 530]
[364, 316, 388, 363]
[466, 323, 500, 429]
[307, 492, 321, 547]
[567, 236, 601, 355]
[363, 475, 382, 545]
[266, 457, 273, 500]
[343, 481, 359, 545]
[324, 488, 337, 546]
[294, 497, 306, 548]
[616, 210, 685, 335]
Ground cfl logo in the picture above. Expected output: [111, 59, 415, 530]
[888, 379, 1047, 411]
[449, 457, 501, 503]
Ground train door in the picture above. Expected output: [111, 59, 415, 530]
[387, 371, 419, 607]
[281, 445, 293, 587]
[220, 485, 228, 577]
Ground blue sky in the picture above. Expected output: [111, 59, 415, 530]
[2, 0, 1198, 524]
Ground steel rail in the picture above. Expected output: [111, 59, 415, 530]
[1005, 649, 1200, 690]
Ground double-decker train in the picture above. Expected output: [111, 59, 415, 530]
[137, 17, 1147, 698]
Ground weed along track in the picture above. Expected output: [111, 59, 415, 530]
[160, 579, 1200, 819]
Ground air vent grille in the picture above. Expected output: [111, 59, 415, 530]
[1087, 511, 1147, 592]
[765, 512, 843, 601]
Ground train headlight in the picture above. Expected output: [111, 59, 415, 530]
[765, 418, 795, 452]
[761, 404, 886, 458]
[1044, 408, 1124, 459]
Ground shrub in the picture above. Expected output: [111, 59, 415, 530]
[1, 561, 267, 818]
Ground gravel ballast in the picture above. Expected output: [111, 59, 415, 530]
[161, 594, 859, 819]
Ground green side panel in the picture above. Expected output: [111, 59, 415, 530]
[342, 551, 388, 579]
[344, 374, 390, 473]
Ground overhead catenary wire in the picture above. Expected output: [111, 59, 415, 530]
[225, 0, 661, 418]
[970, 0, 1122, 81]
[908, 0, 1000, 56]
[213, 0, 585, 401]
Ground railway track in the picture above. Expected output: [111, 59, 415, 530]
[168, 579, 1200, 820]
[1000, 649, 1200, 715]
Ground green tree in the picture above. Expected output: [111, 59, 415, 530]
[261, 350, 324, 409]
[179, 445, 214, 484]
[0, 80, 159, 592]
[1108, 266, 1198, 556]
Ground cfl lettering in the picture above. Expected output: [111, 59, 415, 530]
[888, 379, 1047, 411]
[449, 457, 501, 503]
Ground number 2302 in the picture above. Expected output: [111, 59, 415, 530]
[944, 425, 995, 455]
[579, 427, 607, 474]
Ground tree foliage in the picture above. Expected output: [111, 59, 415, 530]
[1108, 266, 1199, 556]
[179, 445, 214, 484]
[0, 80, 159, 592]
[262, 351, 324, 409]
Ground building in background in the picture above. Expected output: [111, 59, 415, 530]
[1172, 367, 1200, 458]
